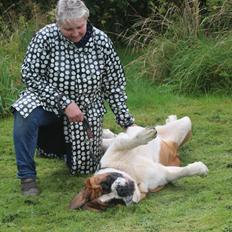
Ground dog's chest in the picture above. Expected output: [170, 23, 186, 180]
[101, 138, 161, 168]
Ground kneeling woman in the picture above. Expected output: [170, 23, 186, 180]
[12, 0, 135, 196]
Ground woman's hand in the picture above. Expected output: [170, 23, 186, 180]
[64, 101, 84, 122]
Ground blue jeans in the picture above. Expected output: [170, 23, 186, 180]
[13, 107, 61, 179]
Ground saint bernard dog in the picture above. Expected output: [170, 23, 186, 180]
[69, 115, 208, 211]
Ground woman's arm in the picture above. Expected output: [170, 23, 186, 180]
[101, 38, 135, 128]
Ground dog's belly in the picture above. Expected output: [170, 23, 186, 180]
[100, 138, 162, 183]
[101, 137, 161, 164]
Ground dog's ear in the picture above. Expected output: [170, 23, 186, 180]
[69, 187, 90, 209]
[86, 177, 104, 200]
[69, 177, 104, 210]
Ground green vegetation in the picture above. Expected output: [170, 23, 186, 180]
[125, 0, 232, 95]
[0, 8, 49, 116]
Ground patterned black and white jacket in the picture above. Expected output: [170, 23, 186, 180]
[12, 22, 134, 174]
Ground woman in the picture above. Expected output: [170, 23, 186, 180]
[12, 0, 134, 196]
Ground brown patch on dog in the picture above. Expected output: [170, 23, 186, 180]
[159, 141, 181, 167]
[180, 130, 192, 146]
[69, 173, 108, 210]
[82, 199, 109, 211]
[149, 186, 164, 193]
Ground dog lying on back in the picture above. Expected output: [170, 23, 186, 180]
[70, 115, 208, 211]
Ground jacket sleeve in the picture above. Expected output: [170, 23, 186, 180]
[102, 38, 135, 128]
[21, 28, 71, 114]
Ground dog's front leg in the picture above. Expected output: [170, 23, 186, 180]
[109, 127, 157, 153]
[101, 138, 115, 152]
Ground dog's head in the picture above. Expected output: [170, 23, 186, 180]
[69, 172, 136, 211]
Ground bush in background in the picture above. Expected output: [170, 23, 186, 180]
[126, 0, 232, 95]
[0, 0, 211, 39]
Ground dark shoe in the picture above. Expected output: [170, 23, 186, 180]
[21, 178, 39, 196]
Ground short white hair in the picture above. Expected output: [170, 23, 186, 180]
[56, 0, 89, 25]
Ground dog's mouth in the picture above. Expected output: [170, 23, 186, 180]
[113, 177, 135, 202]
[123, 195, 133, 206]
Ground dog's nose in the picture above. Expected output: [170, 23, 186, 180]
[116, 185, 128, 197]
[116, 180, 135, 197]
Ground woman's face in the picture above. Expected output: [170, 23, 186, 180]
[59, 18, 87, 43]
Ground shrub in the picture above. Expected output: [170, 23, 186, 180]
[127, 0, 232, 95]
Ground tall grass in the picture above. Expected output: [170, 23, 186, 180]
[170, 34, 232, 94]
[0, 57, 20, 116]
[0, 20, 30, 116]
[123, 0, 232, 95]
[203, 0, 232, 34]
[0, 3, 52, 117]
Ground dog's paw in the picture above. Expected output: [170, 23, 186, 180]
[135, 127, 157, 145]
[166, 115, 177, 124]
[187, 161, 209, 177]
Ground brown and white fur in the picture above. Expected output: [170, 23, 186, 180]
[70, 115, 208, 211]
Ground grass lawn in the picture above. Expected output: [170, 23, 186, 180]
[1, 52, 232, 232]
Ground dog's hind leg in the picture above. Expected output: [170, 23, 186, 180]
[163, 161, 208, 183]
[108, 127, 157, 153]
[145, 162, 208, 191]
[156, 116, 192, 147]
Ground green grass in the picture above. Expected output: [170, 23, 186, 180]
[1, 59, 232, 231]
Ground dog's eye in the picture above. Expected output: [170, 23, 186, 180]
[101, 181, 111, 193]
[101, 173, 123, 193]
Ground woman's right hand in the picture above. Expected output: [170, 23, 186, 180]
[64, 101, 84, 122]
